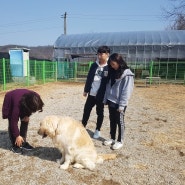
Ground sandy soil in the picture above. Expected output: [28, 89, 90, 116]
[0, 82, 184, 185]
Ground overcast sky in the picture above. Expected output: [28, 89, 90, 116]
[0, 0, 172, 46]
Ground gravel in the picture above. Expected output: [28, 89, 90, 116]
[0, 82, 184, 185]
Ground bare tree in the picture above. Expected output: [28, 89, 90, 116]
[163, 0, 185, 30]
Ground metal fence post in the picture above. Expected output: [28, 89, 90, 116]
[26, 59, 30, 86]
[74, 61, 77, 80]
[149, 60, 153, 84]
[2, 58, 6, 91]
[55, 61, 57, 81]
[34, 60, 37, 79]
[42, 61, 46, 84]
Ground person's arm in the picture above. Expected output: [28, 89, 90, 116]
[83, 92, 88, 97]
[103, 82, 109, 104]
[84, 63, 96, 94]
[10, 107, 24, 147]
[10, 108, 20, 138]
[118, 76, 134, 111]
[21, 116, 29, 122]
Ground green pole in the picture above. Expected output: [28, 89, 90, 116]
[55, 61, 57, 82]
[42, 61, 46, 84]
[2, 58, 6, 91]
[26, 59, 30, 86]
[149, 60, 153, 84]
[74, 61, 77, 80]
[34, 60, 37, 79]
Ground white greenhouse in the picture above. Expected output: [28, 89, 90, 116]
[53, 30, 185, 81]
[53, 30, 185, 61]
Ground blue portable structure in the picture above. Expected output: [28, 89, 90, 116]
[9, 48, 30, 77]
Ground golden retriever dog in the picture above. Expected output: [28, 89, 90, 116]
[38, 115, 116, 170]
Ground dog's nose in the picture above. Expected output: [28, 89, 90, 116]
[42, 133, 47, 138]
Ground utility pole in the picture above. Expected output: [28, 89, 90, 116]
[61, 12, 67, 35]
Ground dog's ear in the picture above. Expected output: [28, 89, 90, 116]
[46, 117, 58, 129]
[44, 117, 58, 138]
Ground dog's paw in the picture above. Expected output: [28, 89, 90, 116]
[56, 159, 61, 164]
[73, 163, 84, 169]
[56, 158, 64, 164]
[96, 157, 104, 164]
[85, 161, 96, 171]
[60, 164, 69, 170]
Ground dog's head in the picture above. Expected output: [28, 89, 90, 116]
[38, 115, 59, 139]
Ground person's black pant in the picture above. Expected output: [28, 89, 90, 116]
[108, 106, 127, 142]
[8, 120, 29, 147]
[82, 95, 104, 131]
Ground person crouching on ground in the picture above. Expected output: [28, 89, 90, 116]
[103, 53, 134, 150]
[82, 45, 110, 139]
[2, 89, 44, 154]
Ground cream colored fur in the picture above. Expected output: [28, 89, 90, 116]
[38, 115, 116, 170]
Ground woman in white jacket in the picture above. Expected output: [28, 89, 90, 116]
[103, 53, 134, 150]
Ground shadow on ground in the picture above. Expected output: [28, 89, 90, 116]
[0, 130, 61, 162]
[23, 146, 62, 162]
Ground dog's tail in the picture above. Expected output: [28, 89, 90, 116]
[96, 153, 117, 164]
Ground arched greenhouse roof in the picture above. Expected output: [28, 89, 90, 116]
[53, 30, 185, 60]
[54, 30, 185, 48]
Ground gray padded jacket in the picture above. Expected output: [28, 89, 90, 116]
[103, 69, 134, 111]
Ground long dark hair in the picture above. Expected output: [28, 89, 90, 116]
[107, 53, 129, 85]
[20, 92, 44, 117]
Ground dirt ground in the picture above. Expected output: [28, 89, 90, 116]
[0, 82, 184, 185]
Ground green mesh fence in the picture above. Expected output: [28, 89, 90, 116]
[0, 58, 185, 91]
[127, 60, 185, 83]
[29, 60, 57, 84]
[0, 59, 93, 91]
[152, 61, 185, 80]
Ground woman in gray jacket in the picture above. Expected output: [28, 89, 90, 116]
[103, 53, 134, 150]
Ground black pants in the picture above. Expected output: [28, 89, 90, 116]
[8, 120, 28, 147]
[108, 105, 127, 142]
[82, 95, 104, 131]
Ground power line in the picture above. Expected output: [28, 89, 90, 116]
[0, 13, 165, 29]
[0, 17, 57, 28]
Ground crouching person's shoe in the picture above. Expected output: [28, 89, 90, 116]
[22, 142, 34, 151]
[11, 146, 23, 154]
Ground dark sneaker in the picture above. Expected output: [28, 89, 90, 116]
[11, 146, 23, 154]
[22, 142, 34, 151]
